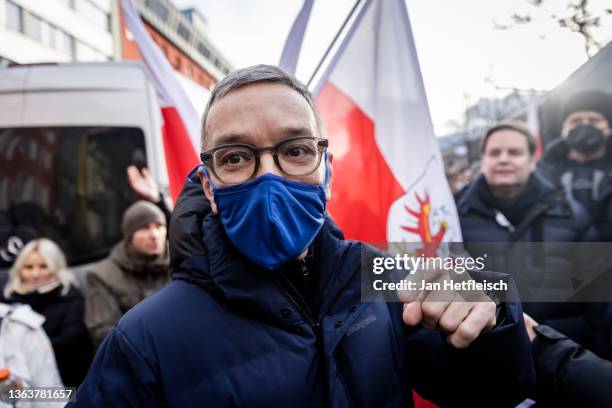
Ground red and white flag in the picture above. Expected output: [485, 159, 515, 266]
[314, 0, 462, 251]
[527, 95, 543, 158]
[120, 0, 201, 201]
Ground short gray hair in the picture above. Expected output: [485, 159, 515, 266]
[201, 64, 323, 149]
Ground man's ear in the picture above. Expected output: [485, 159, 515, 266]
[325, 153, 334, 201]
[198, 166, 218, 214]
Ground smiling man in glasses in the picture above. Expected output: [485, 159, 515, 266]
[70, 65, 534, 407]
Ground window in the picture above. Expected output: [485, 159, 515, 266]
[74, 0, 110, 31]
[62, 32, 75, 58]
[177, 23, 190, 41]
[197, 42, 210, 59]
[5, 0, 23, 32]
[25, 12, 43, 41]
[46, 25, 58, 49]
[42, 22, 56, 48]
[145, 0, 168, 21]
[0, 127, 147, 267]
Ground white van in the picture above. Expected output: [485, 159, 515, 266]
[0, 62, 171, 271]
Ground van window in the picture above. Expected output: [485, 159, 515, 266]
[0, 127, 148, 267]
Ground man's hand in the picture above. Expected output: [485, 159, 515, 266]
[398, 268, 497, 349]
[127, 165, 160, 202]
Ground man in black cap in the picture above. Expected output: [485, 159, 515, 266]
[539, 89, 612, 239]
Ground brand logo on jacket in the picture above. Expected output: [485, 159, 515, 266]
[346, 314, 377, 336]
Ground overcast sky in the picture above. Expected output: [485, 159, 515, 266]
[172, 0, 612, 136]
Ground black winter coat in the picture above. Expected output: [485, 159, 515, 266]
[533, 324, 612, 407]
[538, 137, 612, 241]
[7, 285, 93, 386]
[457, 173, 597, 243]
[456, 173, 610, 356]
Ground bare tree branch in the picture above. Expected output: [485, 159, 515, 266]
[504, 0, 609, 59]
[511, 13, 532, 24]
[492, 19, 512, 30]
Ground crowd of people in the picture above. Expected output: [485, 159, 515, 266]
[454, 90, 612, 405]
[0, 165, 171, 404]
[0, 65, 610, 406]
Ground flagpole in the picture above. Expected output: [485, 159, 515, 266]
[306, 0, 363, 89]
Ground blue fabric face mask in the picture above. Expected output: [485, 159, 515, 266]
[203, 163, 328, 271]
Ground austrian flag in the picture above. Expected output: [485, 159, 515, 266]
[120, 0, 201, 201]
[313, 0, 462, 248]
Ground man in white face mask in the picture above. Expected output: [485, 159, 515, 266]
[69, 65, 535, 408]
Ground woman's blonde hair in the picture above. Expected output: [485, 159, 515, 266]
[4, 238, 77, 298]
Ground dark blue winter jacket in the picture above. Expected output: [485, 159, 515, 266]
[69, 172, 535, 407]
[457, 173, 597, 244]
[456, 173, 611, 357]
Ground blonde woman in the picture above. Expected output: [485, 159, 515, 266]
[3, 239, 92, 387]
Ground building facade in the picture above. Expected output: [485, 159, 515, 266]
[0, 0, 231, 90]
[120, 0, 232, 89]
[0, 0, 116, 66]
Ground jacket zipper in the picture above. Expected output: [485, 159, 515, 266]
[274, 271, 319, 330]
[273, 269, 326, 404]
[273, 261, 361, 407]
[274, 262, 360, 332]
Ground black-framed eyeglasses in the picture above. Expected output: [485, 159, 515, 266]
[200, 136, 329, 184]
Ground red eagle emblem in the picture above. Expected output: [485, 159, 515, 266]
[401, 191, 447, 257]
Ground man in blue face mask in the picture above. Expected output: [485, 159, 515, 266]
[197, 77, 332, 272]
[69, 65, 535, 407]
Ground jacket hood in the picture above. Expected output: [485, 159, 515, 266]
[171, 210, 358, 315]
[168, 166, 210, 271]
[169, 168, 358, 310]
[169, 166, 348, 274]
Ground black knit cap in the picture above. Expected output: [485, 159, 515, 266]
[121, 200, 166, 239]
[561, 89, 612, 124]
